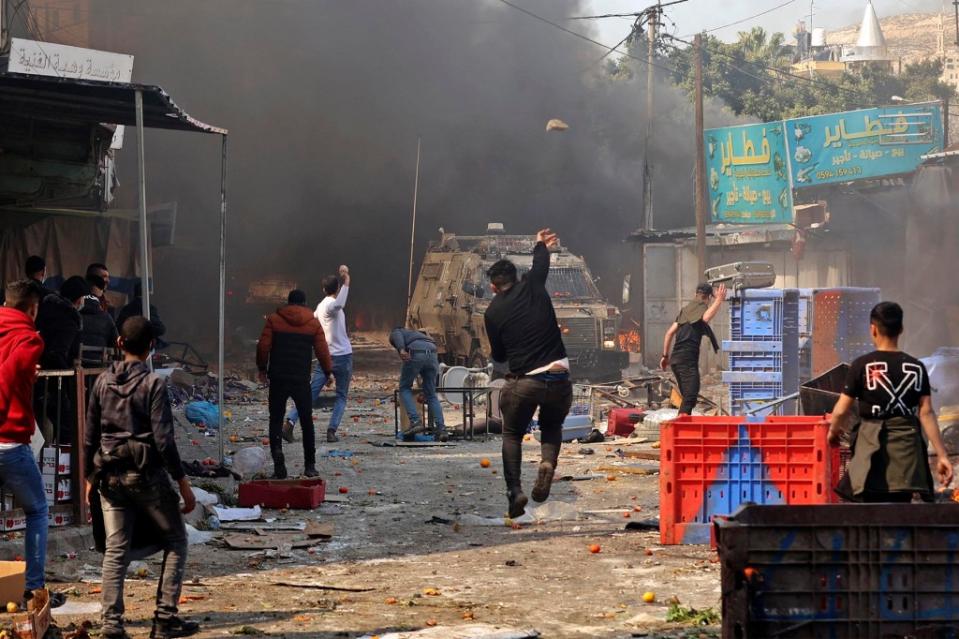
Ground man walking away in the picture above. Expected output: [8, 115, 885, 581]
[829, 302, 952, 502]
[660, 282, 727, 415]
[25, 255, 55, 299]
[0, 280, 52, 605]
[80, 292, 119, 366]
[483, 228, 572, 519]
[256, 290, 333, 478]
[285, 265, 352, 444]
[85, 317, 198, 639]
[390, 327, 446, 441]
[116, 281, 166, 341]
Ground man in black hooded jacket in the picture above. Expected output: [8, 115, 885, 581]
[85, 317, 198, 639]
[80, 294, 118, 366]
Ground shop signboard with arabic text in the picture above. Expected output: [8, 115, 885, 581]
[784, 103, 943, 187]
[704, 122, 793, 224]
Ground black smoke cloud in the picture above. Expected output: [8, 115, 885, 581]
[84, 0, 737, 353]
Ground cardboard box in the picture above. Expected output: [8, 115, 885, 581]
[41, 477, 54, 505]
[0, 509, 26, 532]
[0, 562, 25, 605]
[55, 479, 71, 503]
[48, 505, 74, 528]
[39, 446, 70, 477]
[11, 588, 51, 639]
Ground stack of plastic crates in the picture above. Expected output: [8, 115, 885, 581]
[723, 289, 800, 416]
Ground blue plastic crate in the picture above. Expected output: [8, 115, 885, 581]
[722, 371, 783, 384]
[729, 381, 784, 416]
[723, 340, 783, 372]
[730, 290, 786, 341]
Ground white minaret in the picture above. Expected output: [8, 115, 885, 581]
[842, 1, 893, 68]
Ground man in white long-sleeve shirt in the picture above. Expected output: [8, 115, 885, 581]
[285, 265, 353, 443]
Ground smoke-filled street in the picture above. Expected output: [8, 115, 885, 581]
[2, 0, 959, 638]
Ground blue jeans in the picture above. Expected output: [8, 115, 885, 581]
[0, 445, 48, 590]
[399, 351, 445, 429]
[287, 354, 353, 432]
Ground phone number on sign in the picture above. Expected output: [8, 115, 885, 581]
[816, 166, 863, 180]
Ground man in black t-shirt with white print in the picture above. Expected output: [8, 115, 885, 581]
[829, 302, 952, 502]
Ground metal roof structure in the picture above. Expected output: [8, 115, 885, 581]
[0, 72, 227, 134]
[0, 68, 231, 475]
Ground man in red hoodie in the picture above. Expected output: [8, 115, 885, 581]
[0, 280, 49, 598]
[256, 290, 332, 479]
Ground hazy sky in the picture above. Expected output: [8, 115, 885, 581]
[587, 0, 947, 47]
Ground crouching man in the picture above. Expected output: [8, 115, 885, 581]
[85, 317, 198, 639]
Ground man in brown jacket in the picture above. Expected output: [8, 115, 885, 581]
[256, 290, 333, 478]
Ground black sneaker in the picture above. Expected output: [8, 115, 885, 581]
[304, 465, 319, 478]
[326, 429, 339, 443]
[271, 451, 288, 480]
[281, 419, 297, 443]
[401, 422, 424, 441]
[531, 461, 555, 503]
[151, 615, 200, 639]
[507, 489, 528, 519]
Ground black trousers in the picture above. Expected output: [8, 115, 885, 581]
[268, 377, 315, 465]
[499, 377, 573, 492]
[671, 358, 700, 415]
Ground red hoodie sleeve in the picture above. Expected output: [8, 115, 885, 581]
[256, 315, 274, 372]
[313, 320, 333, 375]
[0, 332, 43, 442]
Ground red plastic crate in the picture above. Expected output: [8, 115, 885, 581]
[660, 415, 840, 545]
[238, 478, 326, 509]
[606, 408, 644, 437]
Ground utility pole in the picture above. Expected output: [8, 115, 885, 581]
[646, 2, 658, 127]
[693, 33, 707, 278]
[642, 2, 659, 230]
[954, 0, 959, 46]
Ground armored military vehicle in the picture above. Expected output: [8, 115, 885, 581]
[408, 224, 628, 381]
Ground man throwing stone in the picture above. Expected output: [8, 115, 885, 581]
[484, 228, 572, 518]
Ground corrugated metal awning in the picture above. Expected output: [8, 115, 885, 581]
[0, 72, 227, 134]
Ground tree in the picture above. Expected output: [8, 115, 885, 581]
[653, 30, 958, 123]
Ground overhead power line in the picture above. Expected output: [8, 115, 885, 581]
[493, 0, 680, 75]
[689, 0, 800, 36]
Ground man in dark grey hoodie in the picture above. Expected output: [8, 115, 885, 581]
[85, 317, 198, 639]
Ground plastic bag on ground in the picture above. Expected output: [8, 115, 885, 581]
[213, 504, 262, 521]
[231, 446, 268, 478]
[184, 401, 220, 428]
[186, 524, 214, 545]
[192, 487, 219, 507]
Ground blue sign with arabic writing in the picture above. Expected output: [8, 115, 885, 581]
[785, 102, 943, 188]
[704, 122, 793, 224]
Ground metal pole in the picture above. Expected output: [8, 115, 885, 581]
[693, 34, 708, 279]
[945, 95, 951, 148]
[954, 0, 959, 46]
[405, 136, 421, 326]
[646, 3, 657, 126]
[134, 90, 153, 372]
[217, 134, 228, 464]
